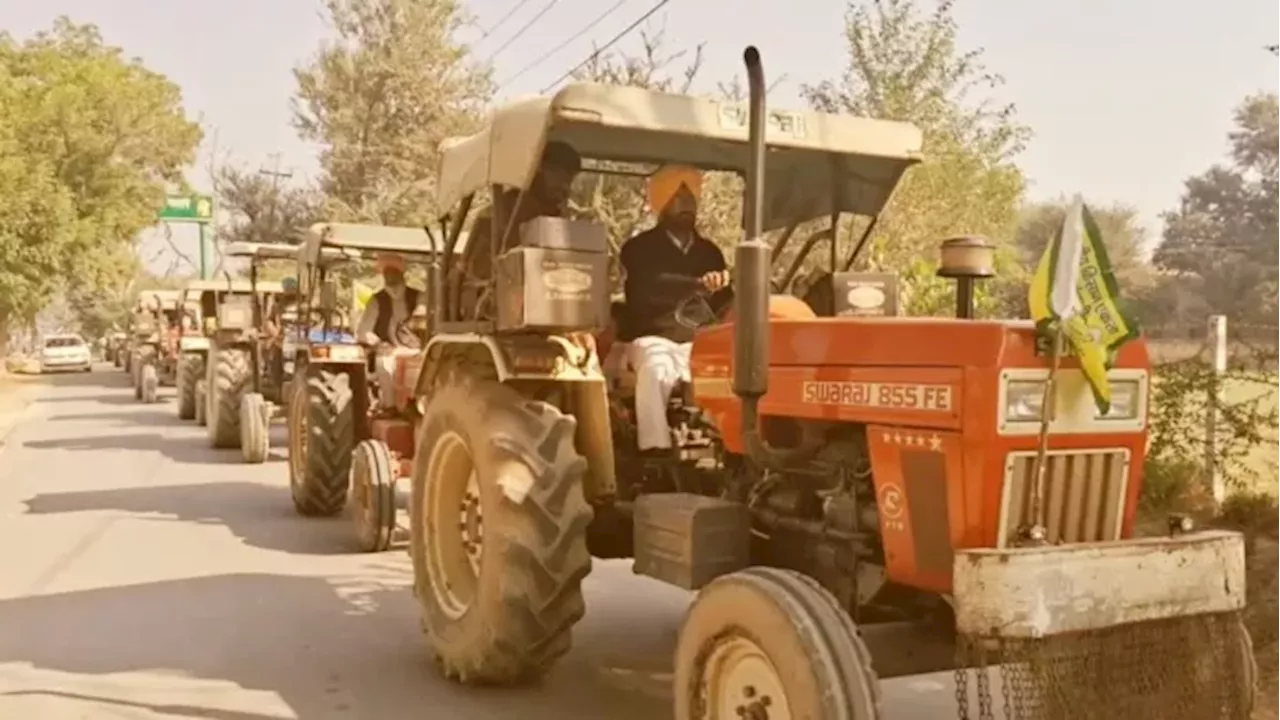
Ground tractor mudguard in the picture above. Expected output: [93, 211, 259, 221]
[418, 332, 617, 503]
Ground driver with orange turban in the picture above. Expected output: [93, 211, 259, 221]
[357, 251, 423, 410]
[618, 164, 730, 455]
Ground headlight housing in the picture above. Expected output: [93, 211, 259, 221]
[1003, 377, 1142, 424]
[1005, 380, 1048, 422]
[1097, 379, 1141, 421]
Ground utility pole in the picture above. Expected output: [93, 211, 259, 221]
[258, 154, 293, 244]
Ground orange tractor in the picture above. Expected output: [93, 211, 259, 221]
[361, 48, 1252, 719]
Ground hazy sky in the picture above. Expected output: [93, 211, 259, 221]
[0, 0, 1275, 273]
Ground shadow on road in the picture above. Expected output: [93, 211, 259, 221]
[21, 481, 360, 555]
[0, 572, 672, 720]
[46, 408, 180, 426]
[22, 432, 246, 466]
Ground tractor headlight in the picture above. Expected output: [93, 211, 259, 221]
[1005, 380, 1048, 422]
[1097, 379, 1141, 421]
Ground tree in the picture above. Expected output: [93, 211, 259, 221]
[213, 164, 323, 247]
[0, 18, 202, 346]
[293, 0, 492, 225]
[1017, 198, 1151, 286]
[802, 0, 1030, 316]
[1154, 94, 1278, 325]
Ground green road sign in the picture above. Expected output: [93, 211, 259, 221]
[159, 194, 214, 223]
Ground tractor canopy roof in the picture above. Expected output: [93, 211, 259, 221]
[181, 278, 286, 294]
[224, 241, 307, 261]
[136, 289, 182, 309]
[299, 222, 468, 267]
[436, 82, 923, 231]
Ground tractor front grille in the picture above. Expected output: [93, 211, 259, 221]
[999, 449, 1130, 547]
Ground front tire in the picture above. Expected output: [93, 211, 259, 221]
[288, 368, 354, 516]
[240, 392, 270, 464]
[206, 345, 250, 449]
[351, 439, 398, 553]
[674, 567, 882, 720]
[141, 365, 158, 404]
[411, 378, 593, 685]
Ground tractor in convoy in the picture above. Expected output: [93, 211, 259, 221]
[177, 278, 286, 449]
[286, 223, 451, 551]
[365, 46, 1255, 720]
[222, 241, 306, 463]
[129, 290, 185, 404]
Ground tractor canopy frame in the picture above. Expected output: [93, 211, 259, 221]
[433, 81, 925, 329]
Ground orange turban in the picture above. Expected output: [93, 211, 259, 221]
[647, 165, 703, 214]
[375, 252, 406, 273]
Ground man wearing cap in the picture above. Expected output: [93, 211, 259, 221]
[619, 165, 730, 455]
[357, 252, 423, 409]
[467, 141, 582, 285]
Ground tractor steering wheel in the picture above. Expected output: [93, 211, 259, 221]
[394, 319, 424, 350]
[308, 308, 349, 331]
[661, 273, 733, 330]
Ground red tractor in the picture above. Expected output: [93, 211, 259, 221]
[356, 48, 1252, 719]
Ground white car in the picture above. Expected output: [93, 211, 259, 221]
[40, 334, 93, 373]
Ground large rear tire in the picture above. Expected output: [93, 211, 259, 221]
[206, 345, 251, 449]
[351, 438, 397, 553]
[240, 392, 270, 464]
[411, 378, 593, 685]
[288, 368, 354, 516]
[177, 353, 204, 420]
[674, 567, 882, 720]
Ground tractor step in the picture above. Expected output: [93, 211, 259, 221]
[632, 493, 750, 591]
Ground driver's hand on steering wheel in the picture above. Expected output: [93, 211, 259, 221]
[700, 270, 730, 292]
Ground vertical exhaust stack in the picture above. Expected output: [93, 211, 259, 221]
[733, 46, 775, 464]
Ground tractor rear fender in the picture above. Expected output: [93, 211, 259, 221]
[953, 529, 1246, 638]
[417, 332, 617, 503]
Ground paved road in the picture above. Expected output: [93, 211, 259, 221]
[0, 367, 960, 719]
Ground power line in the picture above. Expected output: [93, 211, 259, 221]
[496, 0, 633, 92]
[538, 0, 674, 93]
[481, 0, 563, 65]
[475, 0, 536, 42]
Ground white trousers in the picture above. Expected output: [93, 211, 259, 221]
[373, 352, 401, 409]
[628, 336, 692, 450]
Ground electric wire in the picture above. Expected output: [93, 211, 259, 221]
[480, 0, 563, 65]
[538, 0, 674, 93]
[495, 0, 633, 91]
[475, 0, 536, 42]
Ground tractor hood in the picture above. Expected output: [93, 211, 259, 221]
[695, 317, 1150, 373]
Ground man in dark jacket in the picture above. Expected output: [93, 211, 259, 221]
[357, 252, 423, 409]
[619, 164, 729, 453]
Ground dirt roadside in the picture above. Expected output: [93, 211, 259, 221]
[0, 370, 43, 445]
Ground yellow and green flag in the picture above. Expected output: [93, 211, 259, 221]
[1027, 195, 1140, 413]
[352, 280, 376, 313]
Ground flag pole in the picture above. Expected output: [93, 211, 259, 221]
[1025, 322, 1065, 545]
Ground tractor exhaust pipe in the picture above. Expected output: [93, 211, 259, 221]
[733, 46, 770, 404]
[734, 46, 814, 468]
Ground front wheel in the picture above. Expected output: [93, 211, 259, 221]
[240, 392, 270, 464]
[140, 365, 158, 404]
[351, 438, 398, 553]
[674, 567, 883, 720]
[411, 378, 593, 685]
